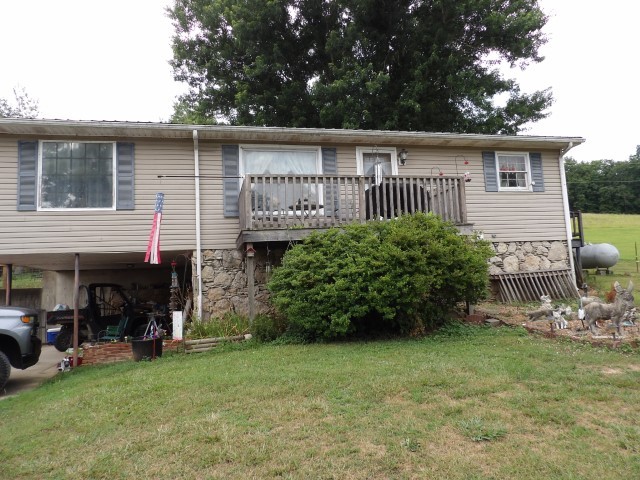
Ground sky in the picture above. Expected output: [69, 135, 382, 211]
[1, 0, 638, 162]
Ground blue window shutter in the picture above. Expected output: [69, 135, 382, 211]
[529, 152, 544, 192]
[223, 145, 240, 217]
[116, 142, 135, 210]
[482, 151, 498, 192]
[321, 147, 337, 174]
[17, 141, 38, 211]
[321, 147, 338, 216]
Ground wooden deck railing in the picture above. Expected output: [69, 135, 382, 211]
[239, 175, 467, 231]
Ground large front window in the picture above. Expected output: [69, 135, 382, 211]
[243, 147, 319, 176]
[40, 142, 115, 209]
[241, 146, 322, 212]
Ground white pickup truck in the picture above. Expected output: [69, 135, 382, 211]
[0, 306, 42, 390]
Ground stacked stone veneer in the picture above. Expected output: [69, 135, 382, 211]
[488, 241, 569, 275]
[195, 242, 569, 318]
[197, 247, 282, 320]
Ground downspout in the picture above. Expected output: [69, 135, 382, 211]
[559, 142, 576, 285]
[193, 130, 203, 317]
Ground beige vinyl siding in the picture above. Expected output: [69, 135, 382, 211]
[198, 142, 242, 250]
[336, 144, 358, 175]
[465, 150, 566, 242]
[0, 136, 569, 257]
[0, 137, 197, 255]
[351, 145, 567, 243]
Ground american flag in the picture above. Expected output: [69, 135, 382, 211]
[145, 192, 164, 264]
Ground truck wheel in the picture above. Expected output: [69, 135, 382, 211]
[54, 330, 73, 352]
[0, 351, 11, 391]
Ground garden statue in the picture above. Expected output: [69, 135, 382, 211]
[583, 281, 635, 335]
[527, 295, 572, 330]
[527, 295, 553, 321]
[552, 306, 572, 330]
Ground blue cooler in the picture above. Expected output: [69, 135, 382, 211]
[47, 327, 61, 344]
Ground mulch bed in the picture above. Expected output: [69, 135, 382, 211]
[471, 302, 640, 350]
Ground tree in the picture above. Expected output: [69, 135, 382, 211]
[169, 0, 552, 133]
[0, 87, 39, 119]
[565, 146, 640, 214]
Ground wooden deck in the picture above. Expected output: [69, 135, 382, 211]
[237, 175, 471, 246]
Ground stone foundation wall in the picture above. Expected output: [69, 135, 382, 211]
[196, 247, 283, 320]
[196, 241, 570, 318]
[488, 241, 569, 275]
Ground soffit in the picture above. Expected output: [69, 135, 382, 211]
[0, 251, 188, 271]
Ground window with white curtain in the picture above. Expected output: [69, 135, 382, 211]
[240, 146, 322, 213]
[496, 152, 531, 190]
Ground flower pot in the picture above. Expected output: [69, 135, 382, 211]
[131, 337, 163, 361]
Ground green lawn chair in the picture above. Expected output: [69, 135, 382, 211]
[97, 316, 128, 342]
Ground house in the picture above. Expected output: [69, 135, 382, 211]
[0, 118, 584, 317]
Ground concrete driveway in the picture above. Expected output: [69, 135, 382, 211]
[1, 345, 67, 399]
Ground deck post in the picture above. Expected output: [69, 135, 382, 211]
[358, 177, 366, 223]
[3, 264, 12, 306]
[246, 243, 256, 322]
[73, 254, 79, 369]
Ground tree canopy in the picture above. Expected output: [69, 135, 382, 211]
[565, 147, 640, 214]
[169, 0, 552, 133]
[0, 87, 39, 119]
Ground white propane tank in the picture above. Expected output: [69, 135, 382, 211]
[580, 243, 620, 269]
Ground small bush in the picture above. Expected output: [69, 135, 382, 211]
[268, 213, 492, 341]
[186, 312, 250, 339]
[250, 314, 287, 342]
[458, 417, 507, 442]
[270, 331, 309, 345]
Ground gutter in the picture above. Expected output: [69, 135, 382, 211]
[559, 142, 577, 285]
[0, 118, 585, 150]
[193, 130, 203, 317]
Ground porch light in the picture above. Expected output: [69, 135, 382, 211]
[398, 148, 408, 166]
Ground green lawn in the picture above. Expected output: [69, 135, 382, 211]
[1, 326, 639, 479]
[581, 213, 640, 295]
[582, 213, 640, 263]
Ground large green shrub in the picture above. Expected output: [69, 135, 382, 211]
[268, 213, 492, 340]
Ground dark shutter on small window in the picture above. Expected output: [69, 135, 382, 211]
[321, 147, 337, 174]
[222, 145, 240, 217]
[116, 142, 135, 210]
[321, 147, 338, 216]
[17, 141, 38, 211]
[482, 151, 498, 192]
[529, 152, 544, 192]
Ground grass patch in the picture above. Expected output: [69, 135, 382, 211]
[458, 417, 507, 442]
[582, 213, 640, 297]
[2, 269, 42, 289]
[2, 325, 640, 479]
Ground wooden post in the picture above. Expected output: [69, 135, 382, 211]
[458, 178, 468, 224]
[73, 254, 79, 369]
[246, 243, 256, 322]
[4, 264, 12, 306]
[358, 177, 366, 223]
